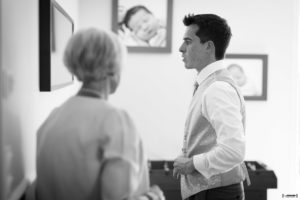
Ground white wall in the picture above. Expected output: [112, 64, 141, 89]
[0, 0, 80, 199]
[79, 0, 300, 199]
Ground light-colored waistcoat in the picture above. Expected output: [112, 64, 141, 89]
[181, 69, 250, 199]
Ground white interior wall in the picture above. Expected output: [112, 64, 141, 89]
[79, 0, 300, 198]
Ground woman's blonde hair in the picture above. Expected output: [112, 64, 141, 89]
[63, 28, 125, 82]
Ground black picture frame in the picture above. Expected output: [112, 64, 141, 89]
[112, 0, 173, 53]
[225, 54, 268, 101]
[39, 0, 74, 91]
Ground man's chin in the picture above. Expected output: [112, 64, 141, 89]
[184, 64, 193, 70]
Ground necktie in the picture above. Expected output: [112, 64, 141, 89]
[193, 82, 199, 96]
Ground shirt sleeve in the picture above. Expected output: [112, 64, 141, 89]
[193, 81, 246, 179]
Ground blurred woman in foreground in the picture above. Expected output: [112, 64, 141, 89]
[35, 28, 164, 200]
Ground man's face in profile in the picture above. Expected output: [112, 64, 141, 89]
[128, 9, 159, 42]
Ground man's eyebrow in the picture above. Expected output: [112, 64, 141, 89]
[183, 37, 192, 41]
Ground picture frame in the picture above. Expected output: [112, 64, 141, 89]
[112, 0, 173, 53]
[225, 54, 268, 101]
[39, 0, 74, 91]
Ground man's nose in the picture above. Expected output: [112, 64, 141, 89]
[179, 44, 185, 52]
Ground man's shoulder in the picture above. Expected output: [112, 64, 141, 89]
[206, 79, 235, 93]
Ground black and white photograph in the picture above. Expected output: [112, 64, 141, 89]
[225, 54, 268, 100]
[1, 0, 300, 200]
[112, 0, 173, 53]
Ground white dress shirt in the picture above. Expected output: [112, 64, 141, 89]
[192, 60, 246, 179]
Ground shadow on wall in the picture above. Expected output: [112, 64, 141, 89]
[1, 67, 26, 200]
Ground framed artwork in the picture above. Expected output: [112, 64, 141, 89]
[39, 0, 74, 91]
[225, 54, 268, 101]
[112, 0, 173, 53]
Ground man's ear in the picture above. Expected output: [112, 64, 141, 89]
[205, 40, 215, 51]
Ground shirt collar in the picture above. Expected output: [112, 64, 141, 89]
[195, 60, 227, 85]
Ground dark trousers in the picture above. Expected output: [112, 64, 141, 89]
[187, 182, 244, 200]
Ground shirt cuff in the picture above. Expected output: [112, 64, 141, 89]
[193, 154, 211, 179]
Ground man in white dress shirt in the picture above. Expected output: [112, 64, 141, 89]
[173, 14, 250, 200]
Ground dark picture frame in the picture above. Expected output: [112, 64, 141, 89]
[112, 0, 173, 53]
[39, 0, 74, 91]
[225, 54, 268, 101]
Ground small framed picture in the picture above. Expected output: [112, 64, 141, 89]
[112, 0, 173, 53]
[39, 0, 74, 91]
[225, 54, 268, 101]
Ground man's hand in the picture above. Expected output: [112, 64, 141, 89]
[173, 156, 195, 179]
[148, 185, 165, 200]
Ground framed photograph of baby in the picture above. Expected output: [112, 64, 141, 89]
[224, 54, 268, 101]
[112, 0, 173, 53]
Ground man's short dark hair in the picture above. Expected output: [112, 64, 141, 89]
[123, 5, 152, 30]
[183, 14, 232, 60]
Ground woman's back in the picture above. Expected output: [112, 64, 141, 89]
[36, 96, 149, 200]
